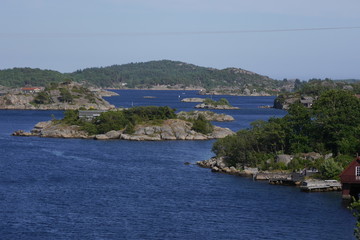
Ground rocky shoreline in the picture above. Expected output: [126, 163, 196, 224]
[176, 110, 234, 122]
[196, 157, 341, 192]
[13, 119, 235, 141]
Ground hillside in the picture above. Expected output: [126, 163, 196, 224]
[0, 60, 284, 93]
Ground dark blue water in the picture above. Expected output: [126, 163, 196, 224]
[0, 90, 355, 239]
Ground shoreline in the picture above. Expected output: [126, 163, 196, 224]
[196, 157, 342, 193]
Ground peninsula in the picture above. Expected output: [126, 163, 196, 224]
[0, 81, 115, 110]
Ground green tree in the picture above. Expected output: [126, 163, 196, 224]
[319, 158, 343, 179]
[191, 114, 214, 134]
[312, 90, 360, 155]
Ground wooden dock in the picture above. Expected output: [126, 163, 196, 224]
[300, 180, 341, 192]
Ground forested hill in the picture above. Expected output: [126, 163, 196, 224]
[0, 68, 64, 87]
[0, 60, 281, 91]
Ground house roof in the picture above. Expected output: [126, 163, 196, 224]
[340, 157, 360, 177]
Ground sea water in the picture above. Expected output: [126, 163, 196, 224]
[0, 90, 355, 239]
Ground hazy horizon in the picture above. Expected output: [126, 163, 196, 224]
[1, 0, 359, 80]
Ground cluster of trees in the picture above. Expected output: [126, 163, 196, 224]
[0, 68, 64, 87]
[212, 90, 360, 178]
[297, 78, 360, 95]
[30, 82, 97, 105]
[204, 98, 231, 107]
[60, 106, 214, 135]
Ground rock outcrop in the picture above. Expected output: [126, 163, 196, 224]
[13, 121, 89, 138]
[177, 110, 234, 122]
[0, 82, 115, 110]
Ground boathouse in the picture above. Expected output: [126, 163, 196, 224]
[340, 157, 360, 199]
[78, 110, 106, 121]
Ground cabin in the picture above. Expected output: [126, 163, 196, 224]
[21, 87, 44, 94]
[340, 157, 360, 199]
[78, 110, 106, 121]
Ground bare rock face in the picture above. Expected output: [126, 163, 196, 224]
[119, 119, 234, 141]
[181, 98, 205, 102]
[177, 111, 234, 122]
[14, 120, 90, 138]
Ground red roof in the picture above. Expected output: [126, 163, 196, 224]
[21, 87, 42, 90]
[340, 157, 360, 183]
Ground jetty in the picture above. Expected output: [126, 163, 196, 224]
[300, 180, 341, 192]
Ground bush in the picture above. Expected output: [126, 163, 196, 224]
[319, 158, 343, 179]
[191, 114, 214, 134]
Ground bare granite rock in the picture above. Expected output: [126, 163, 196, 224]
[177, 110, 234, 122]
[181, 98, 205, 102]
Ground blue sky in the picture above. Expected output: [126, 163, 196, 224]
[1, 0, 359, 80]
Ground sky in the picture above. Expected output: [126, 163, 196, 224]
[0, 0, 360, 80]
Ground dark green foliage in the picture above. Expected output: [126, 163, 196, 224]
[0, 61, 282, 91]
[62, 110, 80, 125]
[58, 88, 73, 103]
[32, 91, 53, 104]
[204, 98, 231, 106]
[318, 158, 342, 180]
[191, 114, 214, 134]
[0, 68, 64, 87]
[296, 78, 360, 95]
[212, 89, 360, 175]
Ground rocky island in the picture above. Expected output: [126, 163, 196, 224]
[180, 98, 205, 103]
[0, 81, 115, 110]
[195, 98, 239, 110]
[13, 106, 235, 141]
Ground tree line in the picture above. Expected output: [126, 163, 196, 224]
[0, 60, 280, 91]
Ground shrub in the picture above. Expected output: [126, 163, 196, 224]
[191, 114, 213, 134]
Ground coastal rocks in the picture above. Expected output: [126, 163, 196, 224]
[196, 157, 248, 176]
[13, 121, 90, 138]
[195, 103, 239, 110]
[177, 111, 234, 122]
[118, 119, 234, 141]
[181, 98, 205, 102]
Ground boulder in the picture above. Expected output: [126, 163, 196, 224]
[95, 134, 109, 140]
[105, 130, 121, 139]
[275, 154, 293, 165]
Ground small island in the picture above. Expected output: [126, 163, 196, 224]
[181, 98, 205, 103]
[13, 106, 234, 141]
[195, 98, 239, 110]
